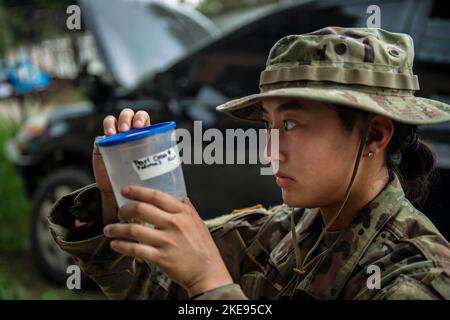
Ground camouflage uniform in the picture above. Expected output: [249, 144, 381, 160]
[49, 27, 450, 299]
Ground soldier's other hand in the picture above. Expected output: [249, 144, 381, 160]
[102, 185, 233, 297]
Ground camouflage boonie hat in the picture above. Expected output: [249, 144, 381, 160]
[216, 27, 450, 125]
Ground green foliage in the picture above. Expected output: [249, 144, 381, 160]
[0, 264, 104, 300]
[0, 0, 74, 9]
[0, 0, 77, 52]
[0, 120, 30, 253]
[0, 272, 16, 300]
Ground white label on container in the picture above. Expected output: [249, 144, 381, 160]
[132, 146, 181, 180]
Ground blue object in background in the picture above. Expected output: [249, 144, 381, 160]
[6, 58, 51, 94]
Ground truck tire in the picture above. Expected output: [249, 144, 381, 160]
[30, 167, 95, 287]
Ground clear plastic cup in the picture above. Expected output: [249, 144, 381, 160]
[96, 121, 187, 208]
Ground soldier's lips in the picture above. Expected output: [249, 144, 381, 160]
[275, 172, 294, 188]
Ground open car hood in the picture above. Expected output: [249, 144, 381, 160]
[79, 0, 219, 90]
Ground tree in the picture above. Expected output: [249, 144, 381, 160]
[0, 0, 75, 53]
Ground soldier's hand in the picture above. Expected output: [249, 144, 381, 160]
[93, 108, 151, 225]
[102, 186, 234, 297]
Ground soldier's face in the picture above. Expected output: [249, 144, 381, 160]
[261, 97, 362, 208]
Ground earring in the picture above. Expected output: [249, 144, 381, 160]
[368, 151, 374, 158]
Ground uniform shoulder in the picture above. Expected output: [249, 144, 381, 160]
[385, 199, 450, 265]
[355, 199, 450, 299]
[204, 203, 289, 231]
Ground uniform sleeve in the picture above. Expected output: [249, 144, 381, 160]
[48, 184, 273, 300]
[192, 283, 248, 300]
[374, 273, 447, 300]
[48, 183, 188, 300]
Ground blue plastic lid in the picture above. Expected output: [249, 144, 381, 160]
[96, 121, 176, 147]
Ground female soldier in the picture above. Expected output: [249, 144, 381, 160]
[49, 27, 450, 299]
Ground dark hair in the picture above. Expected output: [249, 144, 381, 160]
[333, 105, 438, 208]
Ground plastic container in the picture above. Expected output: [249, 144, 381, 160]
[96, 121, 186, 208]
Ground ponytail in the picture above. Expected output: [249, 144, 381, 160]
[386, 124, 438, 208]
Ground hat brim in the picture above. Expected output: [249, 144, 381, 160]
[216, 87, 450, 125]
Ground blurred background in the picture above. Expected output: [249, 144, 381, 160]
[0, 0, 449, 299]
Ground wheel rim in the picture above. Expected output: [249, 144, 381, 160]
[36, 185, 74, 275]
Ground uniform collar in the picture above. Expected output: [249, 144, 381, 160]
[295, 174, 407, 299]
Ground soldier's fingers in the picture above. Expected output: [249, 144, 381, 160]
[132, 110, 151, 129]
[103, 115, 117, 136]
[183, 197, 195, 209]
[117, 108, 135, 132]
[93, 136, 105, 155]
[109, 240, 159, 262]
[121, 185, 183, 213]
[104, 223, 168, 247]
[118, 202, 172, 229]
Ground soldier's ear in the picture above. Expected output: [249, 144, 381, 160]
[365, 116, 394, 156]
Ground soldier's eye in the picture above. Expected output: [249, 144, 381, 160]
[283, 120, 296, 131]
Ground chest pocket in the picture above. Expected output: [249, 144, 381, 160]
[240, 271, 280, 300]
[243, 233, 288, 299]
[240, 207, 311, 299]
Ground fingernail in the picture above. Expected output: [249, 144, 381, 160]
[134, 120, 143, 127]
[106, 128, 115, 136]
[103, 226, 111, 236]
[119, 123, 129, 132]
[121, 186, 130, 195]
